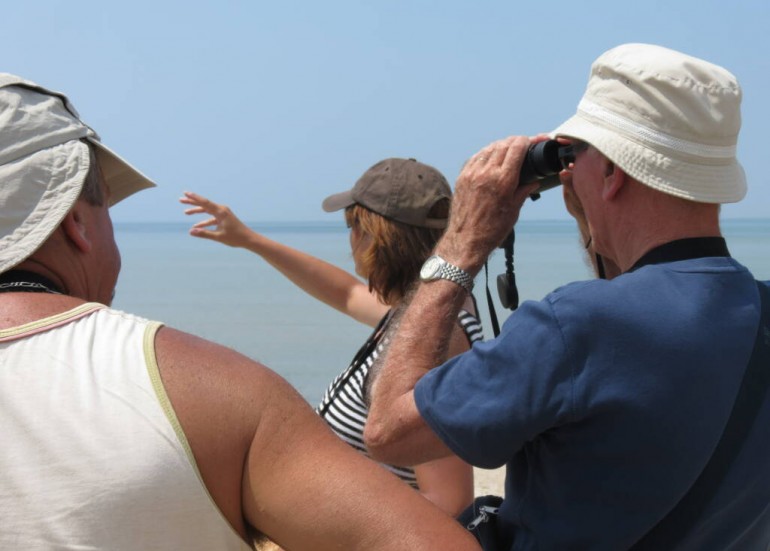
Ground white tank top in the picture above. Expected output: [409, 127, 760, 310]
[0, 303, 251, 550]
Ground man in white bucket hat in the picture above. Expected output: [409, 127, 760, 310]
[366, 44, 769, 549]
[0, 75, 482, 551]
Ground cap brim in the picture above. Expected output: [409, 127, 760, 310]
[321, 190, 355, 213]
[88, 138, 156, 206]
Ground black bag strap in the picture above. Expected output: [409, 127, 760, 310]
[457, 494, 505, 551]
[632, 280, 770, 549]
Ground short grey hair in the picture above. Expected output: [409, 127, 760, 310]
[80, 140, 105, 207]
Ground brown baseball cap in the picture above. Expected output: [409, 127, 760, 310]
[322, 158, 451, 229]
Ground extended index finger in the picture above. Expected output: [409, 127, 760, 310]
[183, 206, 206, 216]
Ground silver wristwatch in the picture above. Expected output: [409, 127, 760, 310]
[419, 255, 474, 293]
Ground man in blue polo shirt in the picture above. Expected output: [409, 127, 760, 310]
[365, 43, 770, 550]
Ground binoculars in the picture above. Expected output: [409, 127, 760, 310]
[520, 140, 578, 199]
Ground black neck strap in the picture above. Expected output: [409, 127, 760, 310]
[0, 270, 64, 294]
[318, 310, 393, 416]
[629, 237, 730, 273]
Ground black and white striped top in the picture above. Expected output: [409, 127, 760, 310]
[316, 309, 484, 487]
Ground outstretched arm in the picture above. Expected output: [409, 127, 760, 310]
[180, 191, 388, 327]
[365, 136, 537, 466]
[155, 327, 480, 550]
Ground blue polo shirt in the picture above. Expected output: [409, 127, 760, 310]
[415, 256, 770, 550]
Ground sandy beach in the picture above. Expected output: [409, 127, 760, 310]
[473, 466, 505, 496]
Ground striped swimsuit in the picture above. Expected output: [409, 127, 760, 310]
[316, 309, 483, 487]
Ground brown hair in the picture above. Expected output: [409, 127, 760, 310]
[345, 199, 449, 305]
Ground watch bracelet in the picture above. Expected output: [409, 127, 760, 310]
[441, 263, 474, 292]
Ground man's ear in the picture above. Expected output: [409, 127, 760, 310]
[61, 202, 92, 253]
[601, 160, 626, 201]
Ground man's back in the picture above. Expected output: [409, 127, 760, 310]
[415, 255, 770, 549]
[0, 303, 251, 549]
[428, 258, 770, 549]
[518, 257, 769, 549]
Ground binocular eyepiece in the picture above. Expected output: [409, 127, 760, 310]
[519, 140, 577, 200]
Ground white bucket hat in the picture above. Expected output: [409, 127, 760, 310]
[553, 43, 746, 204]
[0, 74, 155, 274]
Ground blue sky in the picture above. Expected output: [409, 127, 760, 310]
[3, 1, 768, 223]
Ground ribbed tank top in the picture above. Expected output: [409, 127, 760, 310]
[0, 304, 251, 550]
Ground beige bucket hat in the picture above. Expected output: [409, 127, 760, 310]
[553, 43, 746, 204]
[0, 74, 155, 274]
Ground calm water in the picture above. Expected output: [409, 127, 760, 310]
[113, 219, 769, 405]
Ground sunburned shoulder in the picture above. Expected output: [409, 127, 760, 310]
[153, 326, 296, 407]
[152, 326, 319, 542]
[0, 293, 92, 328]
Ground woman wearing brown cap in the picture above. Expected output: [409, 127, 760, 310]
[181, 158, 480, 517]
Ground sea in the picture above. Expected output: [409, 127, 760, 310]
[112, 218, 769, 406]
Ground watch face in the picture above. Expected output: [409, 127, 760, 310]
[420, 256, 443, 279]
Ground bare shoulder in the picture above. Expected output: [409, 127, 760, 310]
[154, 326, 303, 431]
[154, 326, 292, 404]
[153, 326, 311, 541]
